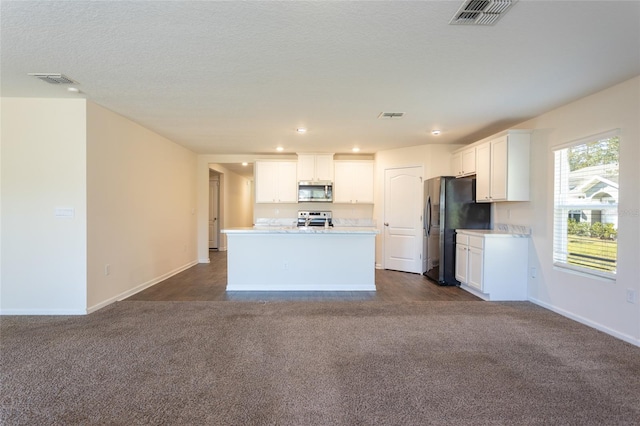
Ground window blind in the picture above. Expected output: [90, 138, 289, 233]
[552, 131, 619, 279]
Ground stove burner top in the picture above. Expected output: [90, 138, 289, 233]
[297, 210, 333, 227]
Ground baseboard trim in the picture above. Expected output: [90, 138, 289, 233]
[199, 258, 211, 263]
[86, 260, 199, 314]
[529, 297, 640, 348]
[0, 308, 86, 315]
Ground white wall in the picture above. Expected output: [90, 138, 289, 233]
[86, 102, 198, 311]
[1, 98, 88, 314]
[496, 76, 640, 345]
[373, 144, 462, 267]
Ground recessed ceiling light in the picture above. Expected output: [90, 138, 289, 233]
[242, 162, 248, 166]
[67, 87, 80, 93]
[276, 146, 284, 152]
[431, 130, 442, 136]
[352, 147, 360, 153]
[296, 128, 307, 134]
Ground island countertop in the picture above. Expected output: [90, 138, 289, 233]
[222, 226, 379, 235]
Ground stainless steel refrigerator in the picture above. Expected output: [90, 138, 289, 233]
[423, 176, 491, 285]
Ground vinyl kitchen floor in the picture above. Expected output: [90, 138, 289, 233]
[126, 250, 481, 302]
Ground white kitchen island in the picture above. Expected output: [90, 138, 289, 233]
[221, 226, 379, 291]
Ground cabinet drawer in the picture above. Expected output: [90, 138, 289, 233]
[456, 234, 469, 245]
[469, 236, 484, 249]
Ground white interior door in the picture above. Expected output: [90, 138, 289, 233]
[209, 179, 219, 249]
[384, 166, 423, 273]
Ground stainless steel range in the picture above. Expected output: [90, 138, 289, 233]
[297, 210, 332, 227]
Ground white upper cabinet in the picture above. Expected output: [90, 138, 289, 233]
[297, 154, 334, 182]
[333, 161, 374, 204]
[475, 130, 530, 202]
[255, 161, 298, 203]
[451, 146, 476, 177]
[476, 143, 491, 201]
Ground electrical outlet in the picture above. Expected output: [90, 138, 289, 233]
[105, 264, 111, 276]
[283, 262, 288, 270]
[530, 267, 537, 278]
[626, 289, 637, 304]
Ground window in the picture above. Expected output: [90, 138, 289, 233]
[553, 130, 619, 279]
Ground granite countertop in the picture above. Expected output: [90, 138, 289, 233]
[456, 229, 530, 238]
[457, 223, 531, 238]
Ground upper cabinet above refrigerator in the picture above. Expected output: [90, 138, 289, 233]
[451, 147, 476, 178]
[451, 129, 531, 203]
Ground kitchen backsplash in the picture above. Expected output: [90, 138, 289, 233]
[494, 223, 532, 235]
[332, 218, 376, 227]
[254, 203, 373, 223]
[254, 217, 377, 227]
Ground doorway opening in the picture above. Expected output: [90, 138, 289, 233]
[209, 171, 220, 250]
[207, 163, 255, 253]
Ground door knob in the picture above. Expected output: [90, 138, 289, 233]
[384, 222, 389, 226]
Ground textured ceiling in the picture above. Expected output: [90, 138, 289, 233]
[2, 1, 639, 156]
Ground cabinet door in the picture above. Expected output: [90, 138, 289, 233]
[315, 155, 334, 181]
[255, 162, 278, 203]
[462, 148, 476, 176]
[350, 162, 374, 203]
[297, 155, 316, 181]
[334, 161, 374, 204]
[475, 142, 491, 202]
[333, 162, 352, 203]
[451, 152, 462, 177]
[490, 136, 508, 201]
[277, 161, 298, 203]
[455, 244, 468, 283]
[468, 246, 484, 290]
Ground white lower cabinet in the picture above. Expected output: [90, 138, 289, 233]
[455, 240, 469, 283]
[455, 230, 529, 301]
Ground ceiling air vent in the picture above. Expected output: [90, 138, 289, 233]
[450, 0, 516, 26]
[28, 73, 77, 84]
[378, 112, 405, 119]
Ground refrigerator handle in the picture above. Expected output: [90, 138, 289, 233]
[425, 196, 431, 237]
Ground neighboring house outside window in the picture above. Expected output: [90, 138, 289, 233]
[553, 131, 619, 279]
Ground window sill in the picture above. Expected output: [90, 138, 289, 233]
[553, 262, 616, 282]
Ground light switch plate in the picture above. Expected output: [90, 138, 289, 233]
[54, 207, 75, 218]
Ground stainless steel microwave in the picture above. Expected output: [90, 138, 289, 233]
[298, 181, 333, 202]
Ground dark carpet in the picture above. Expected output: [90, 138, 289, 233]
[1, 301, 639, 425]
